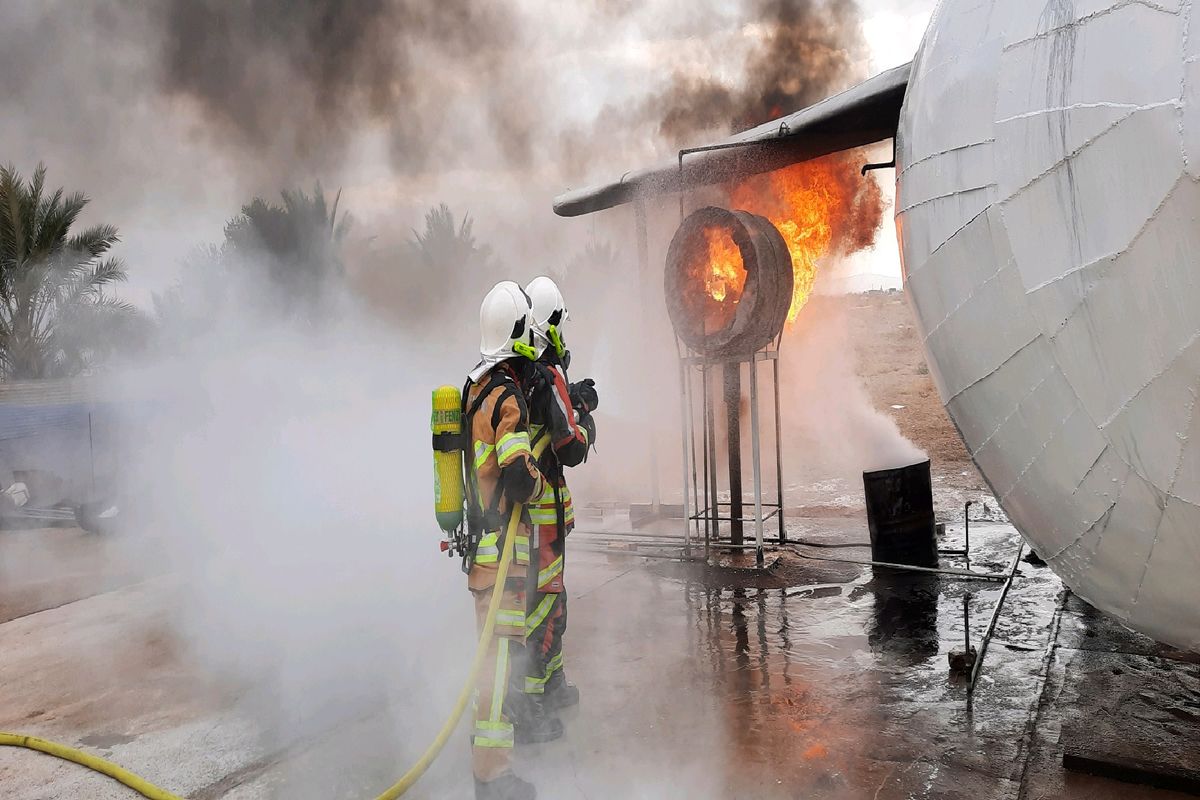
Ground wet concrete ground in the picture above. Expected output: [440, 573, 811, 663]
[0, 520, 1196, 799]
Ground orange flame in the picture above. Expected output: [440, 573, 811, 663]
[702, 225, 744, 303]
[682, 223, 746, 334]
[729, 153, 883, 322]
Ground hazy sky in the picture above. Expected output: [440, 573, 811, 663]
[0, 0, 939, 304]
[852, 0, 937, 284]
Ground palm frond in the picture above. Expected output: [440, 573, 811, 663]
[0, 165, 136, 379]
[67, 224, 120, 259]
[215, 181, 352, 318]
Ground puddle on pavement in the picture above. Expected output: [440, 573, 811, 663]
[633, 520, 1070, 798]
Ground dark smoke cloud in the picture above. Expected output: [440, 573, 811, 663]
[0, 0, 881, 299]
[3, 0, 868, 191]
[556, 0, 867, 183]
[739, 0, 864, 128]
[654, 0, 866, 145]
[150, 0, 868, 187]
[152, 0, 526, 178]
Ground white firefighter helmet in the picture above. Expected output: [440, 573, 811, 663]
[478, 280, 541, 364]
[525, 275, 569, 356]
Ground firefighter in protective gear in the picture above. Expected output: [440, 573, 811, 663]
[464, 281, 555, 800]
[517, 276, 597, 718]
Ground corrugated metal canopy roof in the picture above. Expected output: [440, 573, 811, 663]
[553, 62, 911, 217]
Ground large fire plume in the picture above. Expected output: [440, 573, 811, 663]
[729, 151, 884, 321]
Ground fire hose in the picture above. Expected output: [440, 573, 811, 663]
[0, 500, 529, 799]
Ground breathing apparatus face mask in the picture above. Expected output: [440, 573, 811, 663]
[510, 314, 539, 360]
[545, 308, 566, 359]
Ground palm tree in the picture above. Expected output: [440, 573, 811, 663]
[224, 183, 352, 313]
[0, 164, 140, 379]
[409, 203, 494, 274]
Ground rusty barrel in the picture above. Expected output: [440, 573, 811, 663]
[664, 206, 794, 358]
[863, 459, 939, 568]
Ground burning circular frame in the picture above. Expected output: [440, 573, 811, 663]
[665, 206, 795, 358]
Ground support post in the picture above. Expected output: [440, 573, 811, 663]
[750, 355, 765, 567]
[703, 362, 717, 557]
[964, 500, 973, 569]
[687, 362, 701, 554]
[677, 357, 692, 555]
[634, 201, 661, 515]
[962, 594, 971, 655]
[772, 352, 785, 543]
[724, 362, 744, 546]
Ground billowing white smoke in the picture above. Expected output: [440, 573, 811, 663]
[778, 281, 927, 497]
[104, 280, 480, 786]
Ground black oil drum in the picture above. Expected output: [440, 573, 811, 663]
[862, 460, 938, 568]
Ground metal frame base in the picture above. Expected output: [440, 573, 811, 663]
[677, 340, 786, 567]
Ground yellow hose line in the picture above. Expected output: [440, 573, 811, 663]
[373, 499, 523, 799]
[0, 466, 538, 799]
[0, 732, 185, 800]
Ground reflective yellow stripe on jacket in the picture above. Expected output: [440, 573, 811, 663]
[473, 441, 495, 470]
[496, 431, 531, 464]
[529, 482, 574, 526]
[538, 555, 563, 587]
[475, 531, 530, 566]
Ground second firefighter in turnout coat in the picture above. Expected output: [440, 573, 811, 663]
[463, 281, 558, 800]
[518, 276, 598, 717]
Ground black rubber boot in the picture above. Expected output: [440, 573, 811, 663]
[543, 671, 580, 711]
[511, 693, 564, 744]
[475, 772, 537, 800]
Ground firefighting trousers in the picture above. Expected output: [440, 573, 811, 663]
[470, 580, 526, 781]
[521, 590, 567, 695]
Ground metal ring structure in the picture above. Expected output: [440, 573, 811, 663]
[665, 206, 793, 358]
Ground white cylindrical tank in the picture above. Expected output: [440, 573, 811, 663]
[898, 0, 1200, 649]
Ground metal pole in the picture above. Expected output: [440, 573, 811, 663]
[750, 355, 765, 568]
[634, 201, 660, 515]
[964, 500, 973, 569]
[968, 543, 1025, 705]
[574, 533, 763, 549]
[684, 358, 700, 553]
[699, 363, 707, 543]
[789, 547, 1011, 581]
[724, 362, 744, 546]
[772, 351, 785, 543]
[677, 357, 692, 556]
[962, 594, 971, 656]
[703, 361, 716, 557]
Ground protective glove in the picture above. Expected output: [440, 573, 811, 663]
[578, 411, 597, 452]
[569, 378, 599, 413]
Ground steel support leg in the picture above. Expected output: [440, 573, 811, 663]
[724, 362, 744, 547]
[750, 356, 764, 567]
